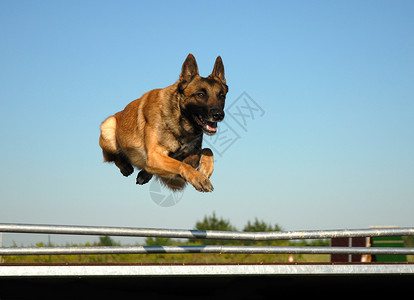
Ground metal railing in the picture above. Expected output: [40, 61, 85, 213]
[0, 223, 413, 256]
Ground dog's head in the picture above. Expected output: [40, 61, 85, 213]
[177, 54, 228, 136]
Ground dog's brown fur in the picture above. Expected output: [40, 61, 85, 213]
[99, 54, 227, 192]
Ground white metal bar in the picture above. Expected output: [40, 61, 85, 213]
[1, 264, 414, 277]
[1, 223, 412, 257]
[1, 223, 413, 240]
[0, 245, 413, 256]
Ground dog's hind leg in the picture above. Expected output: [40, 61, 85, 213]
[100, 115, 134, 177]
[114, 155, 134, 177]
[136, 170, 153, 185]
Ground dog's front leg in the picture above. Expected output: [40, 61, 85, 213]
[146, 151, 213, 192]
[182, 149, 214, 179]
[144, 125, 213, 192]
[198, 148, 214, 179]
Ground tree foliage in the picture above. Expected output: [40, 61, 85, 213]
[243, 218, 284, 246]
[195, 211, 237, 231]
[98, 236, 118, 246]
[243, 218, 282, 232]
[145, 237, 173, 246]
[189, 212, 284, 246]
[190, 212, 236, 245]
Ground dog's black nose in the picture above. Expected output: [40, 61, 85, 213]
[211, 109, 225, 121]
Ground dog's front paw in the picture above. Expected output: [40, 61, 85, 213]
[181, 165, 214, 192]
[191, 175, 214, 193]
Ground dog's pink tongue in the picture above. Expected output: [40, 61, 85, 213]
[205, 122, 217, 132]
[206, 125, 216, 132]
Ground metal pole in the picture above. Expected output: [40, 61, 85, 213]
[1, 223, 413, 241]
[0, 245, 413, 256]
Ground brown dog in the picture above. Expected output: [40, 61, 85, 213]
[99, 54, 227, 192]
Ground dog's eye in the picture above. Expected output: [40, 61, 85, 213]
[197, 93, 205, 98]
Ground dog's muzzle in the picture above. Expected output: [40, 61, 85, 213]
[195, 109, 224, 136]
[210, 109, 225, 122]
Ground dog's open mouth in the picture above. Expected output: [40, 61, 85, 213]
[195, 115, 217, 135]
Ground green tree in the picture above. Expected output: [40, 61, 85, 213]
[190, 212, 237, 245]
[195, 212, 237, 231]
[145, 237, 173, 246]
[243, 218, 283, 245]
[243, 218, 282, 232]
[98, 236, 117, 246]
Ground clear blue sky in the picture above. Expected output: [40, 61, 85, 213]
[1, 1, 413, 246]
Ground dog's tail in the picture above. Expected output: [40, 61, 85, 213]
[99, 114, 134, 177]
[99, 115, 119, 162]
[158, 175, 187, 191]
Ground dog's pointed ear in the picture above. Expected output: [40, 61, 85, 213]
[210, 56, 226, 84]
[180, 54, 199, 83]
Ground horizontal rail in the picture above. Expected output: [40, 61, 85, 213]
[1, 223, 412, 257]
[1, 245, 414, 256]
[2, 264, 414, 277]
[1, 223, 414, 241]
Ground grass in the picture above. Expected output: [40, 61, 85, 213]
[1, 253, 331, 265]
[2, 236, 412, 264]
[1, 240, 330, 264]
